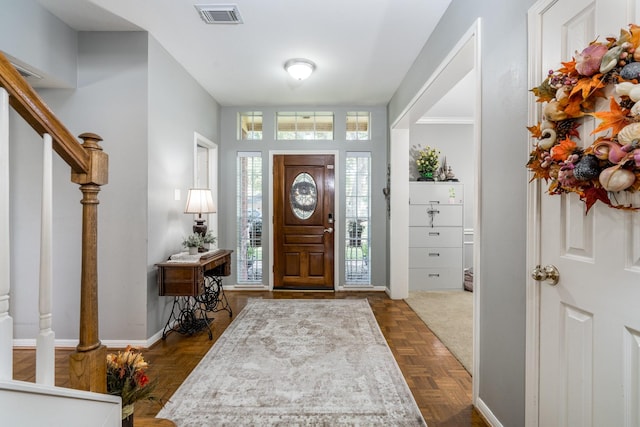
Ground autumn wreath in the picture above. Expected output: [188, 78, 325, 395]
[527, 23, 640, 212]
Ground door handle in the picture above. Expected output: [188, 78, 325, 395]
[323, 227, 334, 234]
[531, 264, 559, 286]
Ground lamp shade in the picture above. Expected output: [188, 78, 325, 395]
[184, 188, 216, 214]
[284, 58, 315, 80]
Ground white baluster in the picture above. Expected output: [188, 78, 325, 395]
[36, 133, 54, 386]
[0, 88, 11, 381]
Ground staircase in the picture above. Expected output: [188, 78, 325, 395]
[0, 51, 118, 425]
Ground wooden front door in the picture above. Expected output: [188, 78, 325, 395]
[530, 1, 640, 425]
[273, 154, 334, 290]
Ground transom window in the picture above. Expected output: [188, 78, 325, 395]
[276, 112, 333, 140]
[346, 112, 370, 140]
[239, 112, 263, 140]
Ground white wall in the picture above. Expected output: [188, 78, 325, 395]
[409, 123, 474, 228]
[13, 31, 151, 340]
[389, 1, 534, 425]
[147, 36, 220, 336]
[2, 2, 221, 342]
[0, 0, 77, 88]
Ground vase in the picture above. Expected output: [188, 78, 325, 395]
[188, 246, 198, 255]
[122, 404, 134, 427]
[418, 171, 434, 181]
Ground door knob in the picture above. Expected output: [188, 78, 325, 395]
[531, 264, 560, 286]
[323, 227, 334, 233]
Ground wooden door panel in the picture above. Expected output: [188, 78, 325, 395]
[274, 155, 334, 289]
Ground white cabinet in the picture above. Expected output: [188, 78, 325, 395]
[409, 182, 463, 290]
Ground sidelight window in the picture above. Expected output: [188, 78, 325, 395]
[237, 152, 262, 283]
[345, 152, 371, 285]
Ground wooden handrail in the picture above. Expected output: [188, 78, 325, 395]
[0, 52, 109, 394]
[0, 52, 89, 174]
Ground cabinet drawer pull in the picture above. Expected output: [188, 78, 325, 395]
[429, 200, 441, 204]
[428, 232, 440, 236]
[428, 273, 440, 278]
[428, 252, 440, 257]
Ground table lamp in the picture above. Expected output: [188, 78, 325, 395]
[184, 188, 216, 237]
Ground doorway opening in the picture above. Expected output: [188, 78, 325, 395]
[389, 19, 482, 402]
[194, 132, 218, 240]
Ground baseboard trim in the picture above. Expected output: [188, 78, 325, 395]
[476, 397, 502, 427]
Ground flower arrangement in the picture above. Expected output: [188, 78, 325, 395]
[527, 23, 640, 212]
[182, 233, 203, 248]
[106, 346, 156, 418]
[415, 145, 440, 178]
[202, 231, 217, 244]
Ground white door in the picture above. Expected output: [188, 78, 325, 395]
[530, 0, 640, 426]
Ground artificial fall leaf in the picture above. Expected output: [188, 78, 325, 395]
[548, 180, 560, 194]
[558, 59, 577, 75]
[619, 24, 640, 49]
[581, 187, 612, 213]
[589, 96, 630, 136]
[550, 137, 578, 161]
[526, 150, 551, 182]
[631, 24, 640, 47]
[530, 78, 555, 102]
[580, 91, 603, 110]
[563, 93, 585, 117]
[570, 74, 605, 100]
[527, 123, 542, 138]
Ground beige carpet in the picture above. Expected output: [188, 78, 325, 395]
[405, 291, 473, 373]
[157, 299, 426, 426]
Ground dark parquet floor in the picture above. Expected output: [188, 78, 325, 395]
[13, 291, 489, 427]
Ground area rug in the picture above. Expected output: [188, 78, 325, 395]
[157, 299, 426, 426]
[405, 291, 472, 373]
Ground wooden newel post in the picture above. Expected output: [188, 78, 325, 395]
[69, 132, 108, 392]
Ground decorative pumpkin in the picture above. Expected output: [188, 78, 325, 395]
[598, 166, 636, 191]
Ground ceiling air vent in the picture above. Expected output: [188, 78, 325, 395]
[195, 4, 243, 24]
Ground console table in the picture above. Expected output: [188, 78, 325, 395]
[156, 249, 233, 339]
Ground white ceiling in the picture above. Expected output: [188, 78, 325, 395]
[418, 70, 474, 124]
[36, 0, 453, 108]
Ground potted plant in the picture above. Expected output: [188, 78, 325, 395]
[415, 145, 440, 181]
[106, 346, 157, 427]
[203, 231, 217, 250]
[182, 233, 203, 255]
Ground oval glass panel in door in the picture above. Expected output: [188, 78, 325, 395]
[290, 172, 317, 220]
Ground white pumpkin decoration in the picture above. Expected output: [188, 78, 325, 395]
[617, 122, 640, 145]
[599, 166, 636, 192]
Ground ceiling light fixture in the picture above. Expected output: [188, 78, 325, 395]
[284, 58, 316, 80]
